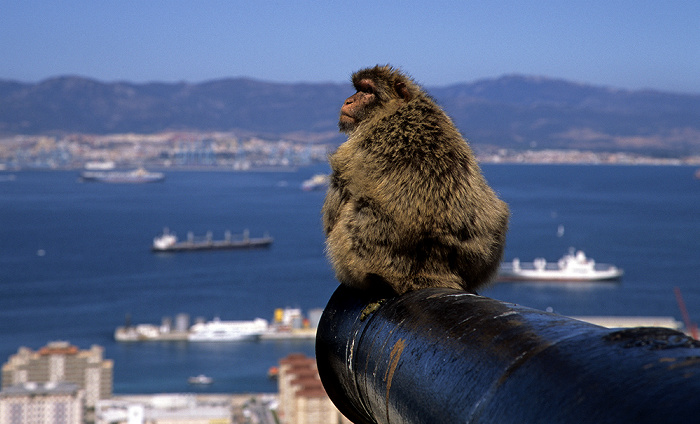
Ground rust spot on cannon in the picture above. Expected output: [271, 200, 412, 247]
[384, 339, 406, 420]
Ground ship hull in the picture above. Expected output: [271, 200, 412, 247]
[496, 272, 623, 282]
[80, 169, 164, 183]
[151, 237, 273, 252]
[497, 265, 623, 282]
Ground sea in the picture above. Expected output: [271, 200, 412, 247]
[1, 164, 699, 394]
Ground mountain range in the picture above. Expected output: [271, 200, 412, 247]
[1, 75, 699, 156]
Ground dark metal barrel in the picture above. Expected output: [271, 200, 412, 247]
[316, 285, 700, 424]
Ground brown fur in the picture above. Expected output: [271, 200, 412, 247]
[323, 65, 509, 295]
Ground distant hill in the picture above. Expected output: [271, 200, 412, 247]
[1, 75, 699, 156]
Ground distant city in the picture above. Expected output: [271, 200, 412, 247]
[0, 132, 329, 172]
[2, 74, 699, 170]
[1, 131, 698, 172]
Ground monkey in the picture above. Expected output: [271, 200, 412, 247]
[322, 65, 509, 298]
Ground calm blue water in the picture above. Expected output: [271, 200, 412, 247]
[1, 164, 699, 394]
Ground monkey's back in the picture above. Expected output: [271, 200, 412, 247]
[324, 94, 509, 295]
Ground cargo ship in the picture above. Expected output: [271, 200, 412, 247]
[152, 228, 272, 252]
[497, 249, 623, 282]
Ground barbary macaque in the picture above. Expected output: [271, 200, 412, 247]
[323, 65, 509, 297]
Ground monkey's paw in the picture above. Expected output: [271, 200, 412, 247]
[360, 299, 386, 321]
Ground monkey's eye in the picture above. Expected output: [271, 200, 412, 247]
[356, 80, 375, 94]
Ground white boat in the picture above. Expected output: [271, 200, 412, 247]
[497, 249, 623, 282]
[188, 317, 268, 341]
[188, 374, 213, 385]
[80, 167, 164, 183]
[301, 174, 329, 191]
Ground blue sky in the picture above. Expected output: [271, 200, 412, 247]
[1, 0, 698, 93]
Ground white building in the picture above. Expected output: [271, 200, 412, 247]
[96, 394, 232, 424]
[0, 382, 84, 424]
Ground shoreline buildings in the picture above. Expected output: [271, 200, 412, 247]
[1, 341, 113, 424]
[1, 342, 355, 423]
[1, 341, 113, 409]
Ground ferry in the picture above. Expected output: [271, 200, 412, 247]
[188, 317, 268, 342]
[497, 249, 623, 282]
[152, 228, 272, 252]
[80, 167, 164, 183]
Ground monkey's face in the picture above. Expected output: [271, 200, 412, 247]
[338, 79, 380, 133]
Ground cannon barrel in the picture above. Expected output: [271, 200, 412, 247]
[316, 285, 700, 424]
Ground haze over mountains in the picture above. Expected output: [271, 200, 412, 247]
[1, 75, 698, 157]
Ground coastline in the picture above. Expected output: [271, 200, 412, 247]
[2, 151, 699, 173]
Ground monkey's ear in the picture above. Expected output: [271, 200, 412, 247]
[394, 81, 412, 102]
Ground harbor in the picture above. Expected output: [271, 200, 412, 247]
[114, 307, 688, 343]
[151, 228, 273, 252]
[114, 307, 321, 342]
[3, 166, 697, 397]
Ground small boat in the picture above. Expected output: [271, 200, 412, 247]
[497, 249, 623, 282]
[80, 167, 164, 183]
[188, 375, 213, 385]
[301, 174, 329, 191]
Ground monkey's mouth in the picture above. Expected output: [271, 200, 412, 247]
[339, 113, 356, 125]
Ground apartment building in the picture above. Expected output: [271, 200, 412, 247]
[1, 341, 112, 409]
[0, 381, 83, 424]
[277, 353, 350, 424]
